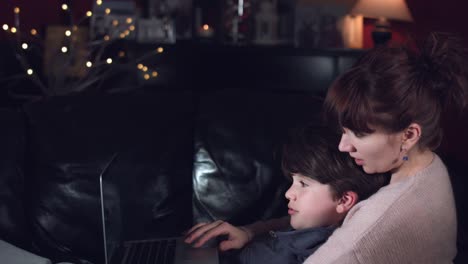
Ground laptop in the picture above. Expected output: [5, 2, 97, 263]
[98, 154, 219, 264]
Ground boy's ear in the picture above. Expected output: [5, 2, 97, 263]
[336, 191, 358, 214]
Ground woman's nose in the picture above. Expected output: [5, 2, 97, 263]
[338, 134, 354, 152]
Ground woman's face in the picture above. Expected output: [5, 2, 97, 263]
[338, 127, 404, 174]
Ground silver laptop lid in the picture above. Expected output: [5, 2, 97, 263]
[99, 153, 121, 264]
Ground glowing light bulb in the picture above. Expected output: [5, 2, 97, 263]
[2, 24, 9, 31]
[30, 29, 37, 35]
[11, 27, 17, 33]
[14, 7, 20, 14]
[62, 4, 68, 11]
[97, 0, 103, 6]
[27, 69, 33, 75]
[106, 58, 112, 64]
[65, 30, 71, 37]
[86, 61, 93, 68]
[61, 46, 68, 53]
[156, 47, 164, 53]
[21, 43, 28, 50]
[203, 24, 210, 30]
[86, 11, 93, 17]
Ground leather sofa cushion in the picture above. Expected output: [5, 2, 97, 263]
[23, 90, 195, 263]
[0, 109, 29, 250]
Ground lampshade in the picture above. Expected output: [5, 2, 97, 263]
[350, 0, 413, 22]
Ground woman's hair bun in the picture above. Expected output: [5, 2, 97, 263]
[419, 32, 468, 112]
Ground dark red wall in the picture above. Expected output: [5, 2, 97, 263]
[363, 0, 468, 48]
[1, 0, 468, 46]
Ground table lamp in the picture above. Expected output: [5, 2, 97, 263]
[350, 0, 413, 46]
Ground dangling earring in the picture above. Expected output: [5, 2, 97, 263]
[400, 144, 409, 161]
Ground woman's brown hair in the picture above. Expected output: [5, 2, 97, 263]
[324, 33, 468, 150]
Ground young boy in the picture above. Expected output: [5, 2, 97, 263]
[231, 125, 390, 264]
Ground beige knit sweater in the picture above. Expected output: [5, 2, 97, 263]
[304, 154, 457, 264]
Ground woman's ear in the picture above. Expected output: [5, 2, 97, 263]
[402, 123, 422, 150]
[336, 191, 358, 214]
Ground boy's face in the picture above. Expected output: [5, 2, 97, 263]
[285, 174, 342, 229]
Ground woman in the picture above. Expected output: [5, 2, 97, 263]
[185, 33, 468, 263]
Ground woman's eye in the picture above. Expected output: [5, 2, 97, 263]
[299, 180, 309, 187]
[354, 131, 368, 138]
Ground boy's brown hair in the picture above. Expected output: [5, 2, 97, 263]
[282, 125, 390, 201]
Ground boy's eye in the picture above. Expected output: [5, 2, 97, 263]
[299, 180, 309, 187]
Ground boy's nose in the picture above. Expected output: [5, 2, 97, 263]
[285, 187, 295, 201]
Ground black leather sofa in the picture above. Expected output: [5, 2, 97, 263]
[0, 47, 466, 264]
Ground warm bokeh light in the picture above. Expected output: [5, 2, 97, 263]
[86, 11, 93, 17]
[27, 69, 33, 75]
[144, 74, 150, 80]
[97, 0, 103, 6]
[202, 24, 210, 30]
[105, 8, 111, 15]
[126, 18, 133, 24]
[21, 43, 28, 50]
[157, 47, 164, 53]
[61, 4, 68, 11]
[152, 71, 158, 77]
[65, 30, 72, 37]
[106, 58, 113, 64]
[137, 64, 144, 70]
[11, 27, 17, 33]
[104, 35, 110, 41]
[2, 24, 9, 31]
[112, 20, 119, 26]
[129, 25, 135, 31]
[14, 7, 20, 14]
[142, 66, 148, 72]
[61, 46, 68, 53]
[30, 29, 37, 35]
[118, 51, 125, 57]
[86, 61, 93, 68]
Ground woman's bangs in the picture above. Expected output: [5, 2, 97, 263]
[325, 72, 375, 133]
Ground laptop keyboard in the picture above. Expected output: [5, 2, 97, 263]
[121, 239, 176, 264]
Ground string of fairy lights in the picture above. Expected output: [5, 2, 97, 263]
[2, 0, 164, 95]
